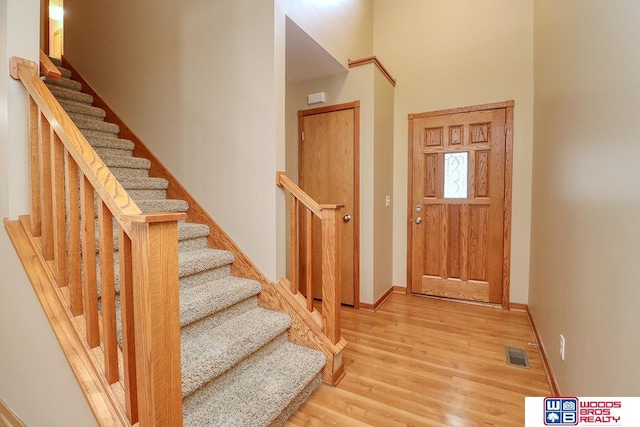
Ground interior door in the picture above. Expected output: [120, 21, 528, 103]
[299, 103, 358, 306]
[409, 107, 506, 303]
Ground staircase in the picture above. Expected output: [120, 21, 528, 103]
[43, 58, 325, 426]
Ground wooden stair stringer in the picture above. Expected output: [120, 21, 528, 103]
[61, 57, 346, 386]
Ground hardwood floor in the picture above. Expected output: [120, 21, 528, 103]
[287, 293, 550, 426]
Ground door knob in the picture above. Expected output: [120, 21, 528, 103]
[343, 214, 351, 223]
[415, 217, 422, 224]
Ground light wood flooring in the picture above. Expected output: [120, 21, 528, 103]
[286, 293, 550, 426]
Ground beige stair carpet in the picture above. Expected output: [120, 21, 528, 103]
[45, 61, 325, 427]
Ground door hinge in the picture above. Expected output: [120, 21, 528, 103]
[301, 131, 305, 142]
[505, 127, 508, 136]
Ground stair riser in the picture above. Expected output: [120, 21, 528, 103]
[180, 265, 232, 289]
[50, 88, 93, 104]
[87, 138, 136, 152]
[81, 128, 119, 139]
[60, 101, 106, 119]
[111, 167, 149, 178]
[94, 147, 133, 158]
[57, 66, 72, 78]
[93, 198, 185, 217]
[70, 112, 109, 123]
[137, 200, 189, 214]
[127, 189, 167, 200]
[73, 120, 120, 135]
[45, 78, 82, 91]
[95, 226, 208, 253]
[178, 237, 209, 253]
[182, 294, 257, 329]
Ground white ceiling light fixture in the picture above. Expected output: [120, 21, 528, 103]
[49, 5, 64, 21]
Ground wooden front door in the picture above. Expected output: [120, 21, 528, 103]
[408, 104, 511, 304]
[299, 102, 359, 306]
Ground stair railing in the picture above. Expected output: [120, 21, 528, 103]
[10, 56, 183, 427]
[276, 171, 343, 344]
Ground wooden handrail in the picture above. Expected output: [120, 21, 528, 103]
[10, 56, 184, 426]
[276, 171, 343, 216]
[11, 57, 140, 235]
[276, 171, 343, 345]
[39, 49, 62, 80]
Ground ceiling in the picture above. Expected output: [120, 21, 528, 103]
[285, 17, 346, 83]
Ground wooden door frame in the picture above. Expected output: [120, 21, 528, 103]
[406, 100, 514, 309]
[298, 101, 361, 309]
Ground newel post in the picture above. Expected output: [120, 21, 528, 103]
[123, 212, 186, 427]
[320, 207, 342, 344]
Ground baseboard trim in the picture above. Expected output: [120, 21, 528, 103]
[520, 304, 561, 397]
[0, 398, 26, 427]
[360, 286, 405, 312]
[509, 302, 528, 311]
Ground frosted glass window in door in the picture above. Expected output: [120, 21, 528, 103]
[444, 152, 468, 198]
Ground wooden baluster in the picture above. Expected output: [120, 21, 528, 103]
[305, 208, 313, 312]
[51, 132, 67, 286]
[99, 202, 118, 384]
[80, 176, 99, 347]
[321, 208, 341, 344]
[289, 194, 298, 294]
[119, 228, 138, 424]
[39, 114, 54, 260]
[124, 213, 184, 427]
[28, 98, 41, 236]
[65, 152, 83, 315]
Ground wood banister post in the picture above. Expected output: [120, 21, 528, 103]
[123, 212, 186, 427]
[320, 207, 342, 344]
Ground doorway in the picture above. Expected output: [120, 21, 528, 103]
[298, 101, 360, 306]
[43, 0, 64, 58]
[407, 101, 514, 306]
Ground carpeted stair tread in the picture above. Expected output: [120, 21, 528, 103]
[56, 65, 72, 78]
[100, 154, 151, 170]
[68, 115, 120, 135]
[180, 276, 262, 327]
[177, 222, 211, 240]
[49, 68, 326, 425]
[44, 76, 82, 91]
[48, 57, 62, 66]
[85, 135, 135, 152]
[118, 176, 169, 190]
[59, 99, 106, 119]
[181, 307, 292, 398]
[183, 341, 326, 427]
[136, 198, 189, 213]
[98, 220, 210, 253]
[49, 84, 93, 104]
[80, 128, 120, 139]
[178, 248, 234, 278]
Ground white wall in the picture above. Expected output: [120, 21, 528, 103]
[373, 0, 534, 303]
[63, 0, 279, 279]
[280, 0, 373, 68]
[0, 0, 97, 425]
[530, 0, 640, 395]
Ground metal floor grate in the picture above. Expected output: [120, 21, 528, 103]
[505, 346, 530, 369]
